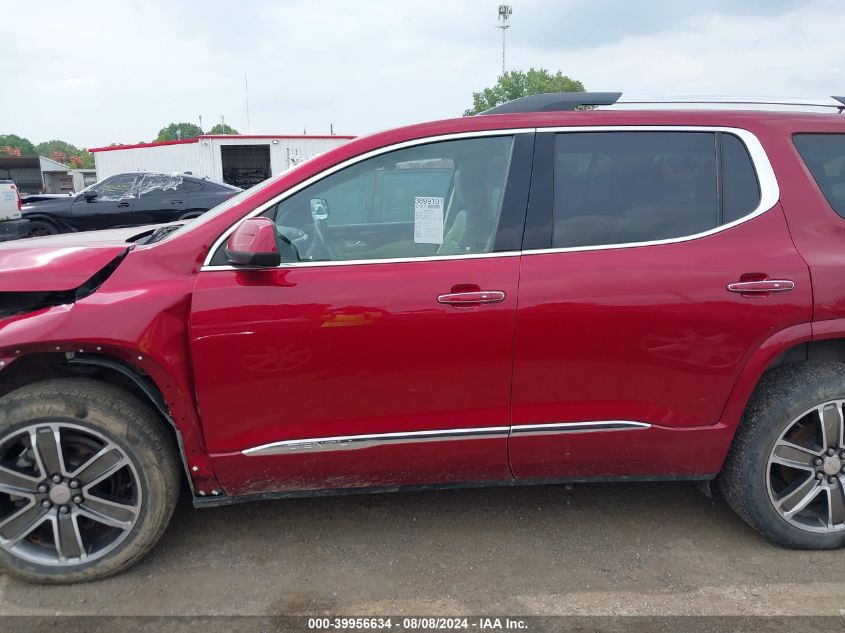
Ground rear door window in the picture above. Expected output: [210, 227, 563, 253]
[794, 134, 845, 218]
[552, 132, 718, 248]
[550, 131, 763, 249]
[721, 133, 760, 223]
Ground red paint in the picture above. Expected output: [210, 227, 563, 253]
[197, 134, 356, 141]
[223, 217, 278, 265]
[190, 257, 519, 492]
[509, 206, 811, 479]
[0, 241, 128, 291]
[1, 108, 845, 499]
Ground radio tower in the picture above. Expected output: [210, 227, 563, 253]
[497, 5, 512, 76]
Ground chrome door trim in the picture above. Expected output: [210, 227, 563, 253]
[205, 250, 522, 271]
[242, 426, 510, 456]
[509, 421, 651, 436]
[241, 421, 651, 456]
[201, 126, 778, 269]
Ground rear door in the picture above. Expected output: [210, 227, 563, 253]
[190, 132, 534, 495]
[509, 128, 812, 480]
[132, 174, 189, 225]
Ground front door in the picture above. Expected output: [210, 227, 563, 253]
[71, 173, 139, 230]
[190, 133, 533, 495]
[509, 129, 813, 480]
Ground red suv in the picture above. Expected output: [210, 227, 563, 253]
[3, 92, 845, 583]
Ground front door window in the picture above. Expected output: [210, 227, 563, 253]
[265, 136, 514, 262]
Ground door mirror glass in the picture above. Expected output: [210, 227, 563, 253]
[224, 217, 281, 268]
[310, 198, 329, 221]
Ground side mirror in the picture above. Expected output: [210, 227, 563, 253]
[310, 198, 329, 221]
[224, 217, 281, 268]
[83, 191, 98, 201]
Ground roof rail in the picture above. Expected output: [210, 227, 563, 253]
[479, 92, 845, 114]
[479, 92, 622, 114]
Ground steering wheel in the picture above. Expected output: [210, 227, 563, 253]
[309, 202, 340, 260]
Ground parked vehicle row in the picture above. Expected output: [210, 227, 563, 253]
[0, 173, 240, 239]
[0, 180, 27, 241]
[3, 93, 845, 583]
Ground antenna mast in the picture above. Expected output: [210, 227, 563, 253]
[497, 5, 512, 76]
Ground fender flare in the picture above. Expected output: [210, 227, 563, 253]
[719, 322, 813, 433]
[66, 354, 199, 490]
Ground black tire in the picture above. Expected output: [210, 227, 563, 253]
[25, 220, 58, 238]
[720, 361, 845, 549]
[0, 378, 180, 583]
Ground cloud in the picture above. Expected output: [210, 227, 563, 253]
[0, 0, 843, 148]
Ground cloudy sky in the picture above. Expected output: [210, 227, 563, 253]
[1, 0, 843, 148]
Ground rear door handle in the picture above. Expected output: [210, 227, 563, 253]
[727, 279, 794, 294]
[170, 200, 183, 204]
[117, 202, 131, 208]
[437, 290, 506, 306]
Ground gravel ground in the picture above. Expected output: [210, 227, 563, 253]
[0, 481, 843, 616]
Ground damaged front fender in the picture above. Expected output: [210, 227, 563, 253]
[0, 249, 128, 319]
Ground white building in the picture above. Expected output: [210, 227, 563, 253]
[89, 134, 355, 189]
[0, 156, 94, 194]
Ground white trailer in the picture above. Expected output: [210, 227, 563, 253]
[90, 134, 354, 188]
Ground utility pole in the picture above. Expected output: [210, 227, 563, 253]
[497, 5, 512, 76]
[198, 115, 203, 133]
[244, 73, 251, 132]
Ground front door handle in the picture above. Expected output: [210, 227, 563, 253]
[437, 290, 506, 306]
[727, 279, 794, 295]
[117, 202, 131, 208]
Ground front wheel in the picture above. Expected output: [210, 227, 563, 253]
[721, 362, 845, 548]
[0, 379, 180, 583]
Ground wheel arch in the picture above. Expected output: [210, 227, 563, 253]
[0, 351, 220, 496]
[20, 213, 73, 233]
[722, 322, 845, 434]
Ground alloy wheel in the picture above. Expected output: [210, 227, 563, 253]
[0, 422, 141, 566]
[767, 401, 845, 533]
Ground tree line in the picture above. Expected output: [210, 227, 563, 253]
[0, 123, 240, 170]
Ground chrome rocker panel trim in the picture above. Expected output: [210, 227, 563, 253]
[242, 421, 651, 456]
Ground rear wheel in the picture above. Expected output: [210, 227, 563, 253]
[721, 362, 845, 548]
[0, 379, 180, 583]
[25, 220, 57, 238]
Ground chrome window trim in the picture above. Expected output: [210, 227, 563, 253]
[524, 125, 778, 256]
[241, 421, 650, 456]
[202, 125, 777, 270]
[242, 426, 510, 456]
[201, 128, 532, 270]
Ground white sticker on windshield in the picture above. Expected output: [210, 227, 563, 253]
[414, 196, 444, 244]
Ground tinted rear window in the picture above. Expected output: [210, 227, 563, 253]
[794, 134, 845, 218]
[553, 132, 718, 248]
